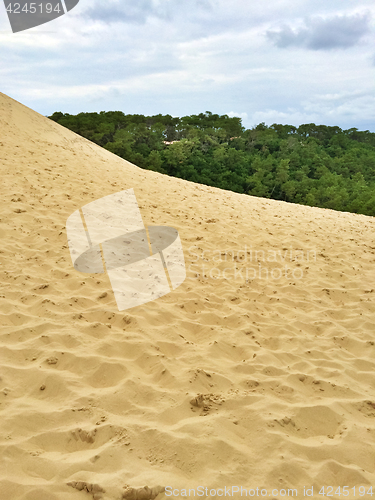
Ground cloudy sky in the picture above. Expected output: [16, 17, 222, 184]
[1, 0, 375, 131]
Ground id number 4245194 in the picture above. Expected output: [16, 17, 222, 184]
[317, 486, 373, 497]
[5, 2, 62, 14]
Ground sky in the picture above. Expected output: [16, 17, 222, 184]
[1, 0, 375, 131]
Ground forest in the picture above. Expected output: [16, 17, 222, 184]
[48, 110, 375, 217]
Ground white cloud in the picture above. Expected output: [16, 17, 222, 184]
[227, 111, 249, 123]
[267, 12, 371, 50]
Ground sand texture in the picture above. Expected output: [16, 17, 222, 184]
[0, 92, 374, 500]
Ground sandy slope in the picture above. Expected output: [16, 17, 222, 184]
[0, 92, 374, 500]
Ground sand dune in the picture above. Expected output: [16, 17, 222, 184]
[0, 92, 374, 500]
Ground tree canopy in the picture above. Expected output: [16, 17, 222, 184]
[48, 111, 375, 217]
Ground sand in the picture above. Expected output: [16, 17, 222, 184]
[0, 92, 374, 500]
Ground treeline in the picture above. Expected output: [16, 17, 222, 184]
[48, 110, 375, 216]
